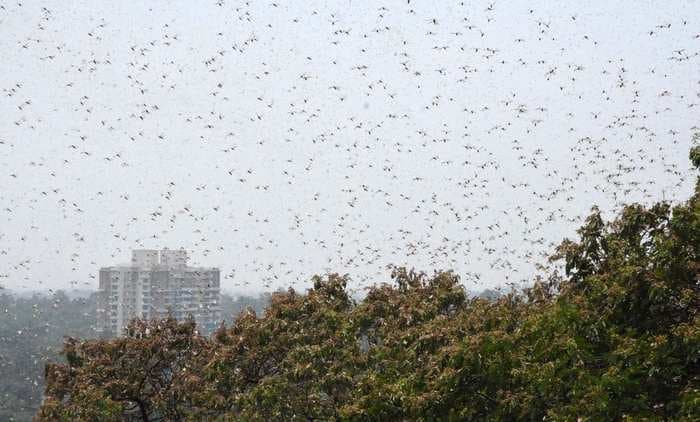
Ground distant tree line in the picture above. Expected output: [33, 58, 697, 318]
[34, 150, 700, 420]
[0, 291, 97, 421]
[0, 290, 268, 421]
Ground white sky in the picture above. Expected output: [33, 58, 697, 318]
[1, 0, 699, 295]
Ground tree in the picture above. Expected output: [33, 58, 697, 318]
[36, 148, 700, 420]
[0, 291, 96, 421]
[38, 316, 210, 421]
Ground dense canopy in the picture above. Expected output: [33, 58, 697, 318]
[36, 148, 700, 420]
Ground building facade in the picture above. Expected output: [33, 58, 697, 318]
[97, 249, 220, 337]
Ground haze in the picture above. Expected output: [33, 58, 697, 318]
[1, 0, 699, 295]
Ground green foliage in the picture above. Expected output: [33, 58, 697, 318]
[35, 150, 700, 420]
[0, 291, 96, 421]
[0, 292, 264, 421]
[690, 146, 700, 170]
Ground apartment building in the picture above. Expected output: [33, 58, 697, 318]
[97, 249, 220, 337]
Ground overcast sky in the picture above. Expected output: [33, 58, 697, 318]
[1, 0, 699, 295]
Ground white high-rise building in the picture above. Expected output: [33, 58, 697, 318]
[160, 248, 188, 268]
[131, 249, 159, 268]
[97, 249, 220, 337]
